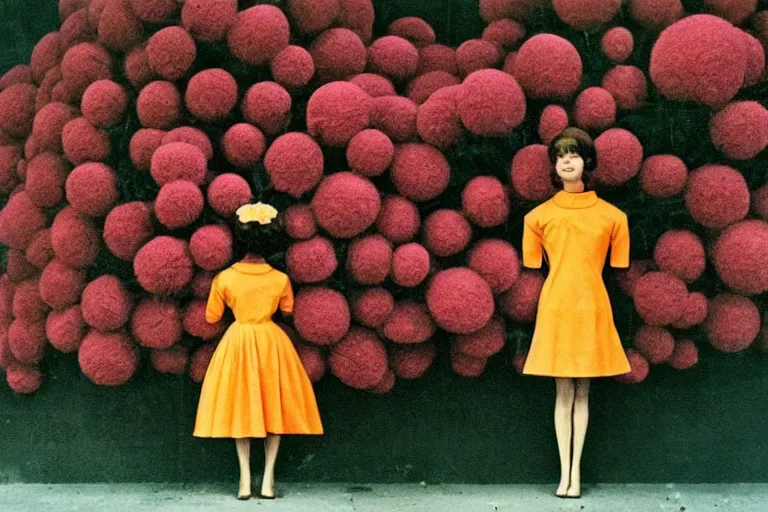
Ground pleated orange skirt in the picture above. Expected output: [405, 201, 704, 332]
[193, 321, 323, 438]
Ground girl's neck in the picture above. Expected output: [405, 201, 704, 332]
[562, 180, 585, 193]
[241, 254, 266, 263]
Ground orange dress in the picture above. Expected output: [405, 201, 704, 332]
[521, 190, 631, 378]
[193, 262, 323, 438]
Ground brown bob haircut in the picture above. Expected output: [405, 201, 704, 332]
[547, 127, 597, 190]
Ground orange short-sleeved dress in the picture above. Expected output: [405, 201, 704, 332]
[521, 190, 631, 378]
[193, 262, 323, 438]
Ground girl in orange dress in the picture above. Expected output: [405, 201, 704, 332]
[194, 202, 323, 500]
[522, 128, 630, 499]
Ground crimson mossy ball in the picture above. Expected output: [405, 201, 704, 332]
[46, 305, 84, 353]
[418, 44, 458, 75]
[97, 0, 144, 53]
[704, 0, 757, 24]
[553, 0, 622, 30]
[712, 220, 768, 296]
[288, 0, 339, 35]
[24, 152, 70, 209]
[649, 14, 747, 108]
[50, 206, 100, 268]
[742, 32, 765, 88]
[513, 34, 582, 100]
[25, 229, 54, 269]
[5, 364, 42, 394]
[455, 39, 501, 77]
[6, 250, 36, 283]
[78, 330, 138, 386]
[136, 81, 182, 130]
[710, 101, 768, 160]
[347, 129, 394, 177]
[368, 35, 420, 81]
[146, 27, 196, 82]
[498, 271, 544, 323]
[633, 271, 687, 326]
[539, 105, 569, 144]
[0, 64, 32, 90]
[616, 259, 654, 296]
[183, 300, 226, 340]
[39, 259, 85, 310]
[633, 325, 674, 364]
[391, 342, 436, 379]
[12, 279, 48, 323]
[457, 69, 526, 137]
[150, 346, 189, 375]
[406, 71, 460, 105]
[416, 85, 463, 150]
[427, 268, 494, 334]
[615, 349, 649, 384]
[189, 343, 215, 383]
[189, 225, 233, 271]
[271, 45, 315, 89]
[284, 204, 317, 240]
[128, 0, 177, 23]
[191, 271, 214, 299]
[185, 69, 238, 123]
[370, 368, 395, 394]
[8, 319, 45, 365]
[391, 143, 450, 202]
[131, 297, 182, 349]
[451, 349, 487, 377]
[593, 129, 643, 185]
[222, 123, 266, 169]
[462, 176, 509, 228]
[671, 292, 708, 330]
[482, 19, 525, 51]
[0, 192, 44, 253]
[467, 239, 520, 294]
[329, 327, 388, 390]
[32, 102, 76, 153]
[629, 0, 683, 29]
[294, 342, 326, 383]
[573, 87, 616, 132]
[653, 230, 705, 283]
[81, 80, 126, 129]
[124, 47, 154, 89]
[311, 172, 381, 238]
[154, 180, 204, 229]
[162, 127, 213, 162]
[264, 132, 323, 198]
[227, 5, 289, 66]
[346, 235, 392, 285]
[601, 27, 634, 63]
[294, 287, 350, 345]
[207, 173, 252, 217]
[602, 65, 648, 111]
[347, 73, 396, 97]
[133, 236, 194, 295]
[129, 129, 166, 170]
[352, 287, 394, 328]
[639, 155, 687, 198]
[30, 32, 61, 84]
[454, 316, 506, 358]
[510, 144, 556, 202]
[0, 83, 36, 138]
[370, 95, 418, 142]
[61, 117, 111, 165]
[65, 162, 117, 217]
[391, 243, 430, 287]
[706, 294, 760, 352]
[103, 201, 154, 261]
[60, 42, 112, 94]
[422, 209, 472, 258]
[684, 165, 749, 229]
[752, 185, 768, 220]
[181, 0, 238, 42]
[388, 17, 436, 47]
[286, 236, 338, 283]
[241, 81, 291, 136]
[150, 142, 207, 186]
[310, 28, 367, 82]
[307, 81, 371, 147]
[81, 275, 132, 332]
[669, 339, 698, 370]
[0, 145, 21, 195]
[382, 300, 436, 344]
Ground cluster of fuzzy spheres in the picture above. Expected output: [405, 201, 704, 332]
[0, 0, 766, 394]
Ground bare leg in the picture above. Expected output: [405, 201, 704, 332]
[568, 378, 591, 497]
[261, 434, 281, 498]
[235, 438, 251, 499]
[554, 378, 575, 496]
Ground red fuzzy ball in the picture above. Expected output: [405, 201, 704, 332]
[284, 204, 317, 240]
[103, 201, 154, 261]
[50, 207, 100, 268]
[81, 80, 126, 129]
[671, 292, 708, 330]
[154, 180, 204, 229]
[710, 101, 768, 160]
[61, 117, 111, 165]
[371, 370, 395, 394]
[329, 327, 388, 390]
[97, 0, 144, 53]
[8, 319, 46, 365]
[513, 34, 582, 100]
[81, 275, 132, 332]
[78, 330, 138, 386]
[482, 19, 526, 51]
[416, 85, 463, 150]
[653, 230, 705, 283]
[427, 268, 494, 334]
[388, 17, 436, 47]
[190, 271, 214, 300]
[454, 316, 505, 358]
[553, 0, 621, 30]
[0, 277, 12, 327]
[0, 145, 22, 194]
[742, 32, 765, 88]
[150, 346, 189, 375]
[458, 69, 526, 136]
[311, 172, 381, 238]
[455, 39, 501, 77]
[498, 271, 544, 323]
[128, 0, 177, 23]
[752, 185, 768, 220]
[391, 342, 436, 379]
[183, 300, 226, 340]
[633, 325, 674, 364]
[347, 129, 394, 177]
[147, 27, 196, 82]
[706, 294, 760, 352]
[451, 349, 487, 377]
[418, 44, 458, 75]
[46, 305, 84, 353]
[39, 260, 85, 310]
[189, 225, 233, 271]
[60, 43, 112, 95]
[221, 123, 266, 169]
[207, 173, 252, 217]
[0, 65, 33, 91]
[376, 195, 420, 244]
[704, 0, 757, 24]
[615, 349, 649, 384]
[346, 235, 392, 285]
[227, 5, 290, 66]
[382, 300, 436, 344]
[5, 364, 42, 394]
[347, 73, 396, 97]
[65, 162, 117, 217]
[370, 95, 418, 142]
[352, 287, 394, 328]
[264, 133, 324, 198]
[649, 14, 747, 109]
[0, 83, 36, 137]
[242, 82, 291, 136]
[479, 0, 545, 22]
[32, 102, 76, 153]
[669, 339, 698, 370]
[129, 128, 166, 171]
[6, 250, 36, 284]
[271, 45, 316, 89]
[12, 279, 48, 323]
[124, 47, 156, 89]
[422, 209, 472, 258]
[462, 176, 509, 228]
[539, 105, 569, 144]
[60, 8, 95, 51]
[510, 144, 556, 201]
[25, 229, 54, 269]
[467, 239, 521, 294]
[712, 220, 768, 295]
[602, 65, 648, 111]
[390, 143, 450, 202]
[131, 297, 182, 349]
[150, 142, 206, 186]
[162, 127, 213, 161]
[368, 36, 420, 81]
[294, 287, 351, 345]
[293, 340, 326, 383]
[181, 0, 238, 42]
[684, 165, 749, 229]
[629, 0, 683, 29]
[289, 0, 339, 35]
[30, 33, 62, 84]
[337, 0, 375, 44]
[286, 236, 338, 283]
[639, 155, 687, 198]
[88, 0, 109, 29]
[310, 28, 367, 82]
[593, 128, 643, 186]
[391, 243, 430, 287]
[189, 343, 215, 383]
[407, 71, 460, 105]
[133, 236, 194, 294]
[185, 69, 238, 122]
[137, 81, 182, 129]
[573, 87, 616, 132]
[633, 271, 687, 326]
[602, 27, 634, 63]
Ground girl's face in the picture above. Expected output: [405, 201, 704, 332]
[555, 152, 585, 184]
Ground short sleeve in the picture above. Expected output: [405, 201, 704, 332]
[522, 214, 543, 269]
[279, 278, 294, 315]
[205, 273, 226, 323]
[610, 213, 630, 268]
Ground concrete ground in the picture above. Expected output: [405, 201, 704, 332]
[0, 483, 765, 511]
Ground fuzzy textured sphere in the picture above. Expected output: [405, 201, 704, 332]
[32, 102, 76, 153]
[189, 343, 215, 383]
[30, 32, 62, 84]
[615, 349, 649, 384]
[388, 17, 436, 47]
[346, 235, 392, 285]
[154, 180, 204, 229]
[311, 172, 381, 238]
[510, 144, 556, 201]
[146, 27, 196, 82]
[50, 206, 100, 268]
[185, 69, 238, 122]
[347, 129, 394, 177]
[454, 316, 506, 358]
[418, 44, 458, 75]
[602, 65, 648, 111]
[78, 330, 138, 386]
[640, 155, 687, 198]
[270, 45, 315, 89]
[368, 36, 420, 81]
[65, 162, 117, 217]
[329, 327, 388, 390]
[649, 14, 747, 108]
[0, 145, 22, 195]
[422, 209, 472, 258]
[616, 259, 654, 296]
[391, 342, 436, 379]
[189, 225, 233, 271]
[684, 165, 749, 229]
[163, 127, 213, 161]
[6, 250, 36, 283]
[427, 268, 495, 334]
[752, 185, 768, 220]
[191, 271, 215, 299]
[573, 87, 616, 132]
[136, 81, 181, 129]
[628, 0, 683, 29]
[81, 80, 127, 129]
[61, 117, 111, 165]
[382, 300, 436, 344]
[653, 230, 705, 283]
[742, 32, 765, 88]
[352, 287, 394, 328]
[498, 271, 544, 323]
[307, 81, 371, 147]
[710, 101, 768, 160]
[601, 27, 634, 63]
[81, 275, 132, 332]
[206, 173, 252, 217]
[513, 34, 582, 100]
[5, 364, 42, 394]
[669, 339, 698, 370]
[390, 143, 450, 202]
[150, 346, 189, 375]
[264, 133, 324, 198]
[294, 287, 350, 345]
[455, 39, 501, 77]
[39, 259, 85, 310]
[712, 220, 768, 295]
[133, 236, 194, 295]
[46, 305, 84, 353]
[131, 297, 182, 349]
[482, 19, 526, 51]
[554, 0, 621, 30]
[671, 292, 708, 330]
[129, 128, 166, 170]
[633, 271, 687, 326]
[12, 279, 48, 323]
[406, 71, 460, 105]
[8, 319, 46, 365]
[25, 229, 54, 269]
[310, 28, 367, 82]
[416, 85, 462, 150]
[124, 47, 155, 88]
[183, 300, 226, 340]
[293, 342, 325, 383]
[633, 325, 675, 364]
[467, 239, 521, 294]
[706, 294, 760, 352]
[150, 142, 206, 186]
[458, 69, 526, 136]
[227, 5, 290, 66]
[284, 204, 317, 240]
[462, 176, 509, 228]
[103, 201, 154, 261]
[347, 73, 396, 97]
[23, 152, 70, 209]
[370, 369, 395, 394]
[128, 0, 177, 23]
[288, 0, 339, 35]
[369, 95, 418, 142]
[0, 65, 33, 90]
[538, 105, 569, 144]
[375, 195, 420, 244]
[181, 0, 238, 42]
[391, 243, 430, 287]
[593, 129, 643, 185]
[451, 349, 487, 377]
[242, 81, 291, 136]
[97, 0, 144, 53]
[704, 0, 757, 24]
[286, 236, 338, 283]
[0, 191, 44, 252]
[59, 42, 111, 95]
[0, 83, 37, 138]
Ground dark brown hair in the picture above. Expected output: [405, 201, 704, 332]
[547, 127, 597, 190]
[231, 213, 287, 262]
